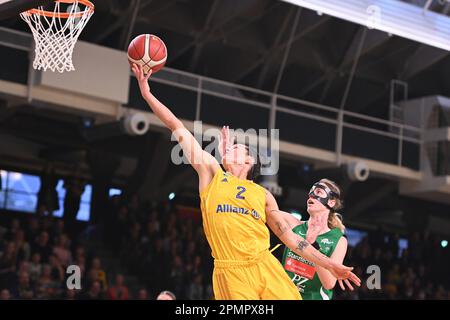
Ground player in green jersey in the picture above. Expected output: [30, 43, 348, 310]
[281, 179, 352, 300]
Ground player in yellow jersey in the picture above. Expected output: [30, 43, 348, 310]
[132, 64, 360, 300]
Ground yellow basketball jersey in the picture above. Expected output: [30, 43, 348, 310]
[200, 168, 270, 261]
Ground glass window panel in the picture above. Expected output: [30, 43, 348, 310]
[56, 180, 66, 199]
[109, 188, 122, 196]
[7, 172, 40, 194]
[81, 185, 92, 203]
[76, 202, 90, 222]
[6, 191, 37, 213]
[346, 228, 368, 247]
[52, 199, 65, 218]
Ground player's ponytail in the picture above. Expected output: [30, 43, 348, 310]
[319, 179, 346, 233]
[328, 212, 346, 234]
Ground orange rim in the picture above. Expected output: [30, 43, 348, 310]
[24, 0, 94, 18]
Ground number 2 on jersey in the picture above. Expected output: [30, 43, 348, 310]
[236, 186, 246, 199]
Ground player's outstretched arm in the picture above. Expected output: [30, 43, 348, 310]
[265, 191, 361, 289]
[314, 237, 351, 290]
[132, 64, 219, 178]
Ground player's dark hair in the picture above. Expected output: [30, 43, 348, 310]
[244, 143, 261, 181]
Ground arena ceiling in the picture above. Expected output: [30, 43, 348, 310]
[1, 0, 450, 120]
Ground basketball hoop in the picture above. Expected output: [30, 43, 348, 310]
[20, 0, 94, 73]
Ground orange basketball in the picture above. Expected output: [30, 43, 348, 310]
[127, 34, 167, 74]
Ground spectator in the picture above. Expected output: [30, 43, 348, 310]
[63, 289, 78, 300]
[6, 219, 21, 240]
[75, 255, 87, 277]
[107, 274, 129, 300]
[74, 246, 86, 261]
[89, 257, 107, 290]
[387, 233, 400, 257]
[52, 220, 66, 239]
[383, 283, 398, 300]
[12, 271, 34, 300]
[192, 255, 202, 278]
[156, 290, 176, 300]
[0, 288, 11, 300]
[408, 232, 423, 263]
[29, 253, 42, 282]
[40, 216, 53, 234]
[35, 264, 57, 299]
[17, 260, 30, 276]
[187, 274, 204, 300]
[434, 285, 447, 300]
[111, 206, 129, 249]
[31, 231, 52, 263]
[49, 255, 65, 283]
[137, 288, 149, 300]
[128, 194, 141, 223]
[26, 218, 40, 244]
[13, 229, 31, 262]
[0, 242, 17, 288]
[141, 220, 159, 245]
[53, 234, 72, 267]
[121, 223, 142, 274]
[81, 280, 104, 300]
[169, 255, 185, 298]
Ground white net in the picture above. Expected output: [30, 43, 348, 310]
[20, 1, 94, 73]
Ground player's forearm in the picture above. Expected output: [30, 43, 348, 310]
[315, 266, 337, 290]
[283, 232, 333, 270]
[143, 91, 183, 132]
[276, 210, 303, 229]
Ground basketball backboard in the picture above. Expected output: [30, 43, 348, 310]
[0, 0, 54, 20]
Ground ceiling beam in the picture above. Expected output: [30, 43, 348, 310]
[300, 29, 389, 98]
[94, 5, 137, 43]
[400, 46, 449, 80]
[253, 7, 298, 90]
[232, 15, 332, 83]
[119, 0, 142, 50]
[273, 8, 303, 94]
[169, 0, 264, 64]
[95, 0, 178, 43]
[187, 0, 221, 72]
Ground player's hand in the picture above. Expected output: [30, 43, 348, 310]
[328, 262, 361, 288]
[338, 279, 356, 291]
[218, 125, 235, 161]
[132, 63, 152, 97]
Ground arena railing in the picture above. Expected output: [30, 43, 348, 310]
[144, 67, 422, 170]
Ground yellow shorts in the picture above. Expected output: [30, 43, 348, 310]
[212, 250, 302, 300]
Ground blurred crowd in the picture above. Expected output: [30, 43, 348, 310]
[1, 194, 450, 300]
[335, 229, 450, 300]
[103, 195, 214, 300]
[0, 206, 149, 300]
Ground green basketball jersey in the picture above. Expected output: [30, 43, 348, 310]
[281, 221, 343, 300]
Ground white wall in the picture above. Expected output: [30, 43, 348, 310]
[36, 41, 130, 104]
